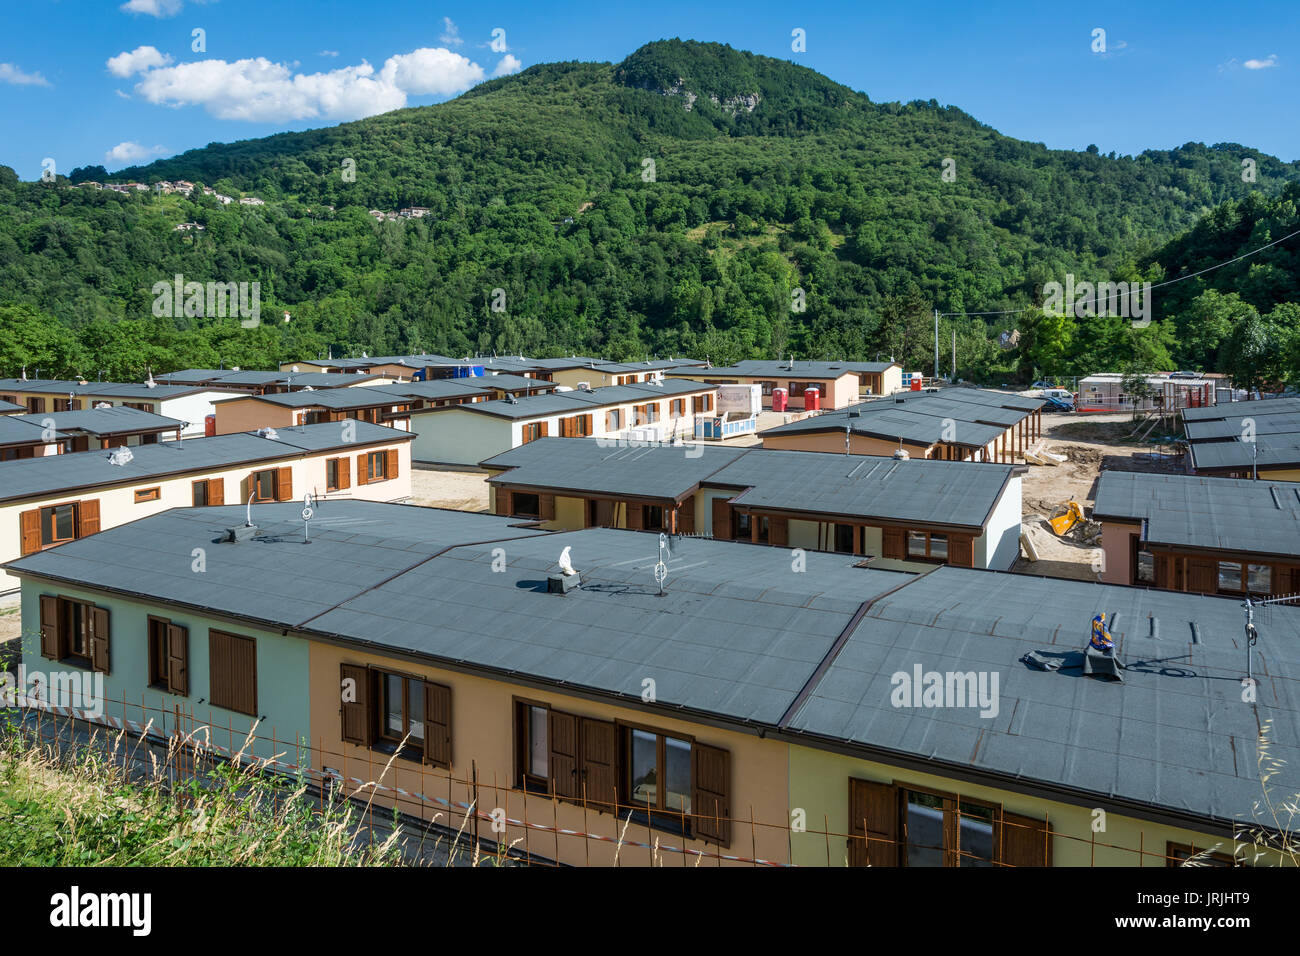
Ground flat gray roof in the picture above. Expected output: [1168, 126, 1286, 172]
[483, 438, 751, 499]
[0, 378, 234, 400]
[483, 439, 1016, 528]
[1094, 470, 1300, 558]
[0, 420, 411, 504]
[785, 566, 1300, 828]
[1182, 397, 1300, 423]
[0, 398, 27, 413]
[0, 417, 65, 447]
[445, 379, 711, 420]
[13, 406, 183, 436]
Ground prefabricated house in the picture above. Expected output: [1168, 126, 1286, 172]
[406, 380, 718, 466]
[1183, 396, 1300, 480]
[8, 502, 1293, 867]
[14, 406, 183, 452]
[0, 378, 243, 438]
[481, 438, 1024, 571]
[0, 420, 412, 591]
[760, 388, 1044, 464]
[666, 360, 901, 411]
[1076, 373, 1216, 413]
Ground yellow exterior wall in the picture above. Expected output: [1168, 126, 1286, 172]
[787, 744, 1255, 867]
[307, 641, 792, 866]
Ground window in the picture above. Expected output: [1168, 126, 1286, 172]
[669, 399, 685, 417]
[123, 402, 152, 412]
[191, 478, 223, 507]
[907, 531, 948, 561]
[734, 511, 752, 540]
[326, 458, 340, 491]
[644, 505, 664, 531]
[209, 630, 257, 716]
[26, 396, 45, 413]
[252, 469, 277, 502]
[53, 398, 81, 412]
[1135, 548, 1154, 584]
[147, 616, 189, 695]
[521, 422, 545, 443]
[377, 671, 426, 760]
[38, 595, 110, 673]
[1216, 561, 1270, 594]
[606, 408, 622, 431]
[510, 706, 731, 845]
[365, 451, 387, 482]
[692, 394, 714, 414]
[512, 492, 540, 518]
[755, 381, 777, 397]
[834, 524, 856, 554]
[1167, 842, 1239, 867]
[627, 728, 693, 833]
[560, 413, 593, 437]
[515, 701, 551, 793]
[42, 503, 77, 546]
[338, 665, 451, 768]
[134, 486, 161, 503]
[754, 515, 770, 544]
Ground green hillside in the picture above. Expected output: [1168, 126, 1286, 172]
[1, 39, 1298, 382]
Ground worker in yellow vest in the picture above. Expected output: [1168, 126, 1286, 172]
[1090, 613, 1113, 653]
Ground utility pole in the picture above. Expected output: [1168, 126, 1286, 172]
[933, 310, 939, 381]
[952, 328, 956, 381]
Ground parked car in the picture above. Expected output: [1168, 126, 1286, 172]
[1168, 370, 1200, 379]
[1031, 380, 1058, 389]
[1040, 388, 1075, 410]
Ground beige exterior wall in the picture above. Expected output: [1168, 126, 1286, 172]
[212, 399, 298, 434]
[0, 439, 412, 591]
[307, 641, 792, 866]
[762, 432, 934, 458]
[787, 744, 1256, 867]
[550, 368, 652, 389]
[1100, 520, 1141, 585]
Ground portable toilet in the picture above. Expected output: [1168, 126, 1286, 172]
[204, 414, 216, 437]
[771, 387, 788, 412]
[804, 387, 821, 411]
[910, 377, 923, 391]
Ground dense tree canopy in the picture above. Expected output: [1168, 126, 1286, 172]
[1, 40, 1298, 385]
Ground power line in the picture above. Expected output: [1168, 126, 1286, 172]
[936, 224, 1300, 319]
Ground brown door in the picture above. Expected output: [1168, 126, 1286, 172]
[848, 778, 898, 867]
[677, 496, 695, 534]
[1186, 558, 1216, 593]
[579, 718, 617, 812]
[548, 711, 579, 799]
[949, 535, 974, 568]
[711, 498, 732, 540]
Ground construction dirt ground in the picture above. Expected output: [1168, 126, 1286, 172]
[1016, 411, 1186, 581]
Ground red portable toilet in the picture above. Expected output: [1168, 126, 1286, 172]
[804, 387, 821, 411]
[771, 387, 788, 412]
[204, 414, 217, 437]
[910, 377, 923, 391]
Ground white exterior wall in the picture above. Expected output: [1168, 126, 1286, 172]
[974, 475, 1022, 570]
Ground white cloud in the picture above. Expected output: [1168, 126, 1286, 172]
[0, 63, 51, 86]
[319, 50, 339, 57]
[105, 141, 165, 165]
[492, 54, 523, 78]
[107, 45, 174, 78]
[1244, 54, 1278, 70]
[120, 0, 183, 16]
[440, 17, 463, 46]
[127, 47, 488, 122]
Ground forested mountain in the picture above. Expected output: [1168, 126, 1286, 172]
[2, 38, 1298, 383]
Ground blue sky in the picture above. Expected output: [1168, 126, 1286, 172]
[2, 0, 1297, 179]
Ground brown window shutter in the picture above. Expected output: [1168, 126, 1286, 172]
[385, 447, 398, 480]
[89, 605, 111, 674]
[584, 414, 593, 434]
[1187, 558, 1216, 593]
[78, 499, 101, 537]
[423, 680, 452, 768]
[1155, 553, 1174, 589]
[711, 498, 732, 540]
[39, 594, 62, 660]
[339, 663, 369, 745]
[538, 420, 548, 438]
[539, 493, 556, 520]
[275, 466, 293, 501]
[770, 516, 789, 547]
[209, 477, 224, 506]
[549, 710, 580, 799]
[949, 535, 974, 568]
[166, 624, 189, 695]
[355, 454, 367, 486]
[849, 778, 898, 867]
[625, 502, 643, 531]
[495, 488, 512, 516]
[20, 509, 40, 555]
[882, 528, 906, 560]
[692, 742, 731, 845]
[1001, 811, 1052, 867]
[210, 631, 258, 716]
[337, 458, 351, 490]
[678, 496, 696, 534]
[579, 718, 617, 813]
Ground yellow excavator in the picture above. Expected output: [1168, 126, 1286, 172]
[1049, 501, 1085, 536]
